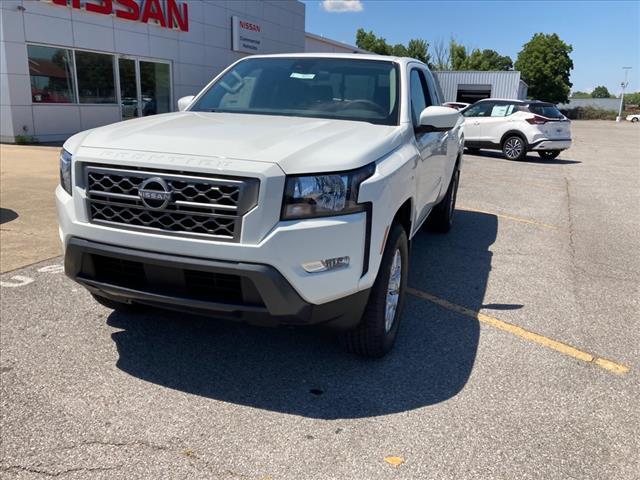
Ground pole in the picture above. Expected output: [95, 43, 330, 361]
[617, 67, 631, 122]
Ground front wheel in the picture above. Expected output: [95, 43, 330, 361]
[340, 224, 408, 358]
[631, 117, 639, 123]
[502, 135, 527, 161]
[538, 150, 561, 160]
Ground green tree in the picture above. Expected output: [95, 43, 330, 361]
[570, 91, 591, 99]
[623, 92, 640, 106]
[449, 39, 468, 70]
[462, 49, 513, 71]
[355, 28, 391, 55]
[391, 43, 408, 57]
[591, 85, 612, 98]
[407, 39, 430, 65]
[515, 33, 574, 104]
[355, 29, 430, 63]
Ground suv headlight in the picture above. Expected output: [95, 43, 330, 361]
[59, 149, 72, 195]
[281, 163, 375, 220]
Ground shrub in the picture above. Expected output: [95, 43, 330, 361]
[560, 106, 618, 120]
[14, 135, 38, 145]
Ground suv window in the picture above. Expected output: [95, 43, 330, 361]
[462, 102, 493, 117]
[490, 103, 516, 117]
[528, 103, 564, 119]
[409, 69, 430, 126]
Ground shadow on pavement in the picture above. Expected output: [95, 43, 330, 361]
[469, 149, 581, 165]
[108, 210, 498, 419]
[0, 208, 19, 225]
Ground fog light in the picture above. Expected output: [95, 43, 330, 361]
[302, 256, 350, 273]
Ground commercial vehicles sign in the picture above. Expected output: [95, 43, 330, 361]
[232, 16, 263, 54]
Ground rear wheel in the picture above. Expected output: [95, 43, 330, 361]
[340, 224, 408, 358]
[537, 150, 561, 160]
[631, 117, 639, 123]
[502, 135, 527, 161]
[427, 166, 460, 233]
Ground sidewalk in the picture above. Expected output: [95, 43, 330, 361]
[0, 144, 61, 273]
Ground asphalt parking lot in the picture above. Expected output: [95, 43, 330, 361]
[1, 121, 639, 479]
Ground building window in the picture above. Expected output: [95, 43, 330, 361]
[27, 45, 76, 103]
[75, 51, 116, 104]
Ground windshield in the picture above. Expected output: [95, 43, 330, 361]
[190, 57, 400, 126]
[528, 103, 564, 119]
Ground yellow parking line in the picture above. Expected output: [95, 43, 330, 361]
[407, 287, 629, 376]
[458, 206, 560, 230]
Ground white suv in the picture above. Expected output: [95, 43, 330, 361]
[56, 54, 463, 357]
[462, 99, 571, 160]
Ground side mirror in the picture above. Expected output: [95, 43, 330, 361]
[417, 106, 460, 133]
[177, 95, 195, 112]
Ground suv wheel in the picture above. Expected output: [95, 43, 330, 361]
[427, 166, 460, 233]
[502, 135, 526, 161]
[340, 224, 408, 358]
[631, 117, 639, 123]
[538, 150, 561, 160]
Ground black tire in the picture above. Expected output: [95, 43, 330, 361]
[502, 135, 527, 161]
[340, 224, 408, 358]
[537, 150, 561, 160]
[466, 147, 480, 154]
[427, 166, 460, 233]
[91, 293, 140, 313]
[631, 117, 639, 123]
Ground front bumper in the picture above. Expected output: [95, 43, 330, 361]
[529, 139, 572, 151]
[65, 237, 369, 330]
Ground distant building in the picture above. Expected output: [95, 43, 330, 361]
[556, 98, 620, 111]
[305, 32, 368, 54]
[433, 71, 528, 103]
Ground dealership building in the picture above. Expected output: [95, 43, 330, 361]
[1, 0, 528, 143]
[1, 0, 368, 143]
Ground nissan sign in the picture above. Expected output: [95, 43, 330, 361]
[232, 16, 263, 54]
[50, 0, 189, 32]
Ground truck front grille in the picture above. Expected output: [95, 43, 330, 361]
[85, 165, 259, 242]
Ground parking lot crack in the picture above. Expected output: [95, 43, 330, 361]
[54, 439, 170, 453]
[0, 464, 122, 477]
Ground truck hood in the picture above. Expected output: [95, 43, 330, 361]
[77, 112, 405, 174]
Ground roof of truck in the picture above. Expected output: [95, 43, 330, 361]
[246, 52, 426, 66]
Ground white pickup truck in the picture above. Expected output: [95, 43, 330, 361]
[57, 53, 463, 357]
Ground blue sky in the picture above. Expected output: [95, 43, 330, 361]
[302, 0, 640, 94]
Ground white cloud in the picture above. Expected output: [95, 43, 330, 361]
[321, 0, 364, 13]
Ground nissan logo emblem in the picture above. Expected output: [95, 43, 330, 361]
[138, 177, 172, 210]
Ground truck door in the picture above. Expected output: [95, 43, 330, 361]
[409, 67, 443, 228]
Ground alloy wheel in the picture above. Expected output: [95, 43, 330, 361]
[504, 138, 523, 160]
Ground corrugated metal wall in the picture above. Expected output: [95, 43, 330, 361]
[433, 71, 526, 102]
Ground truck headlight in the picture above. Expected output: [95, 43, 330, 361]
[59, 149, 72, 195]
[281, 163, 375, 220]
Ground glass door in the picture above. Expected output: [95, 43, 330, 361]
[118, 58, 139, 119]
[140, 61, 171, 116]
[118, 58, 171, 120]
